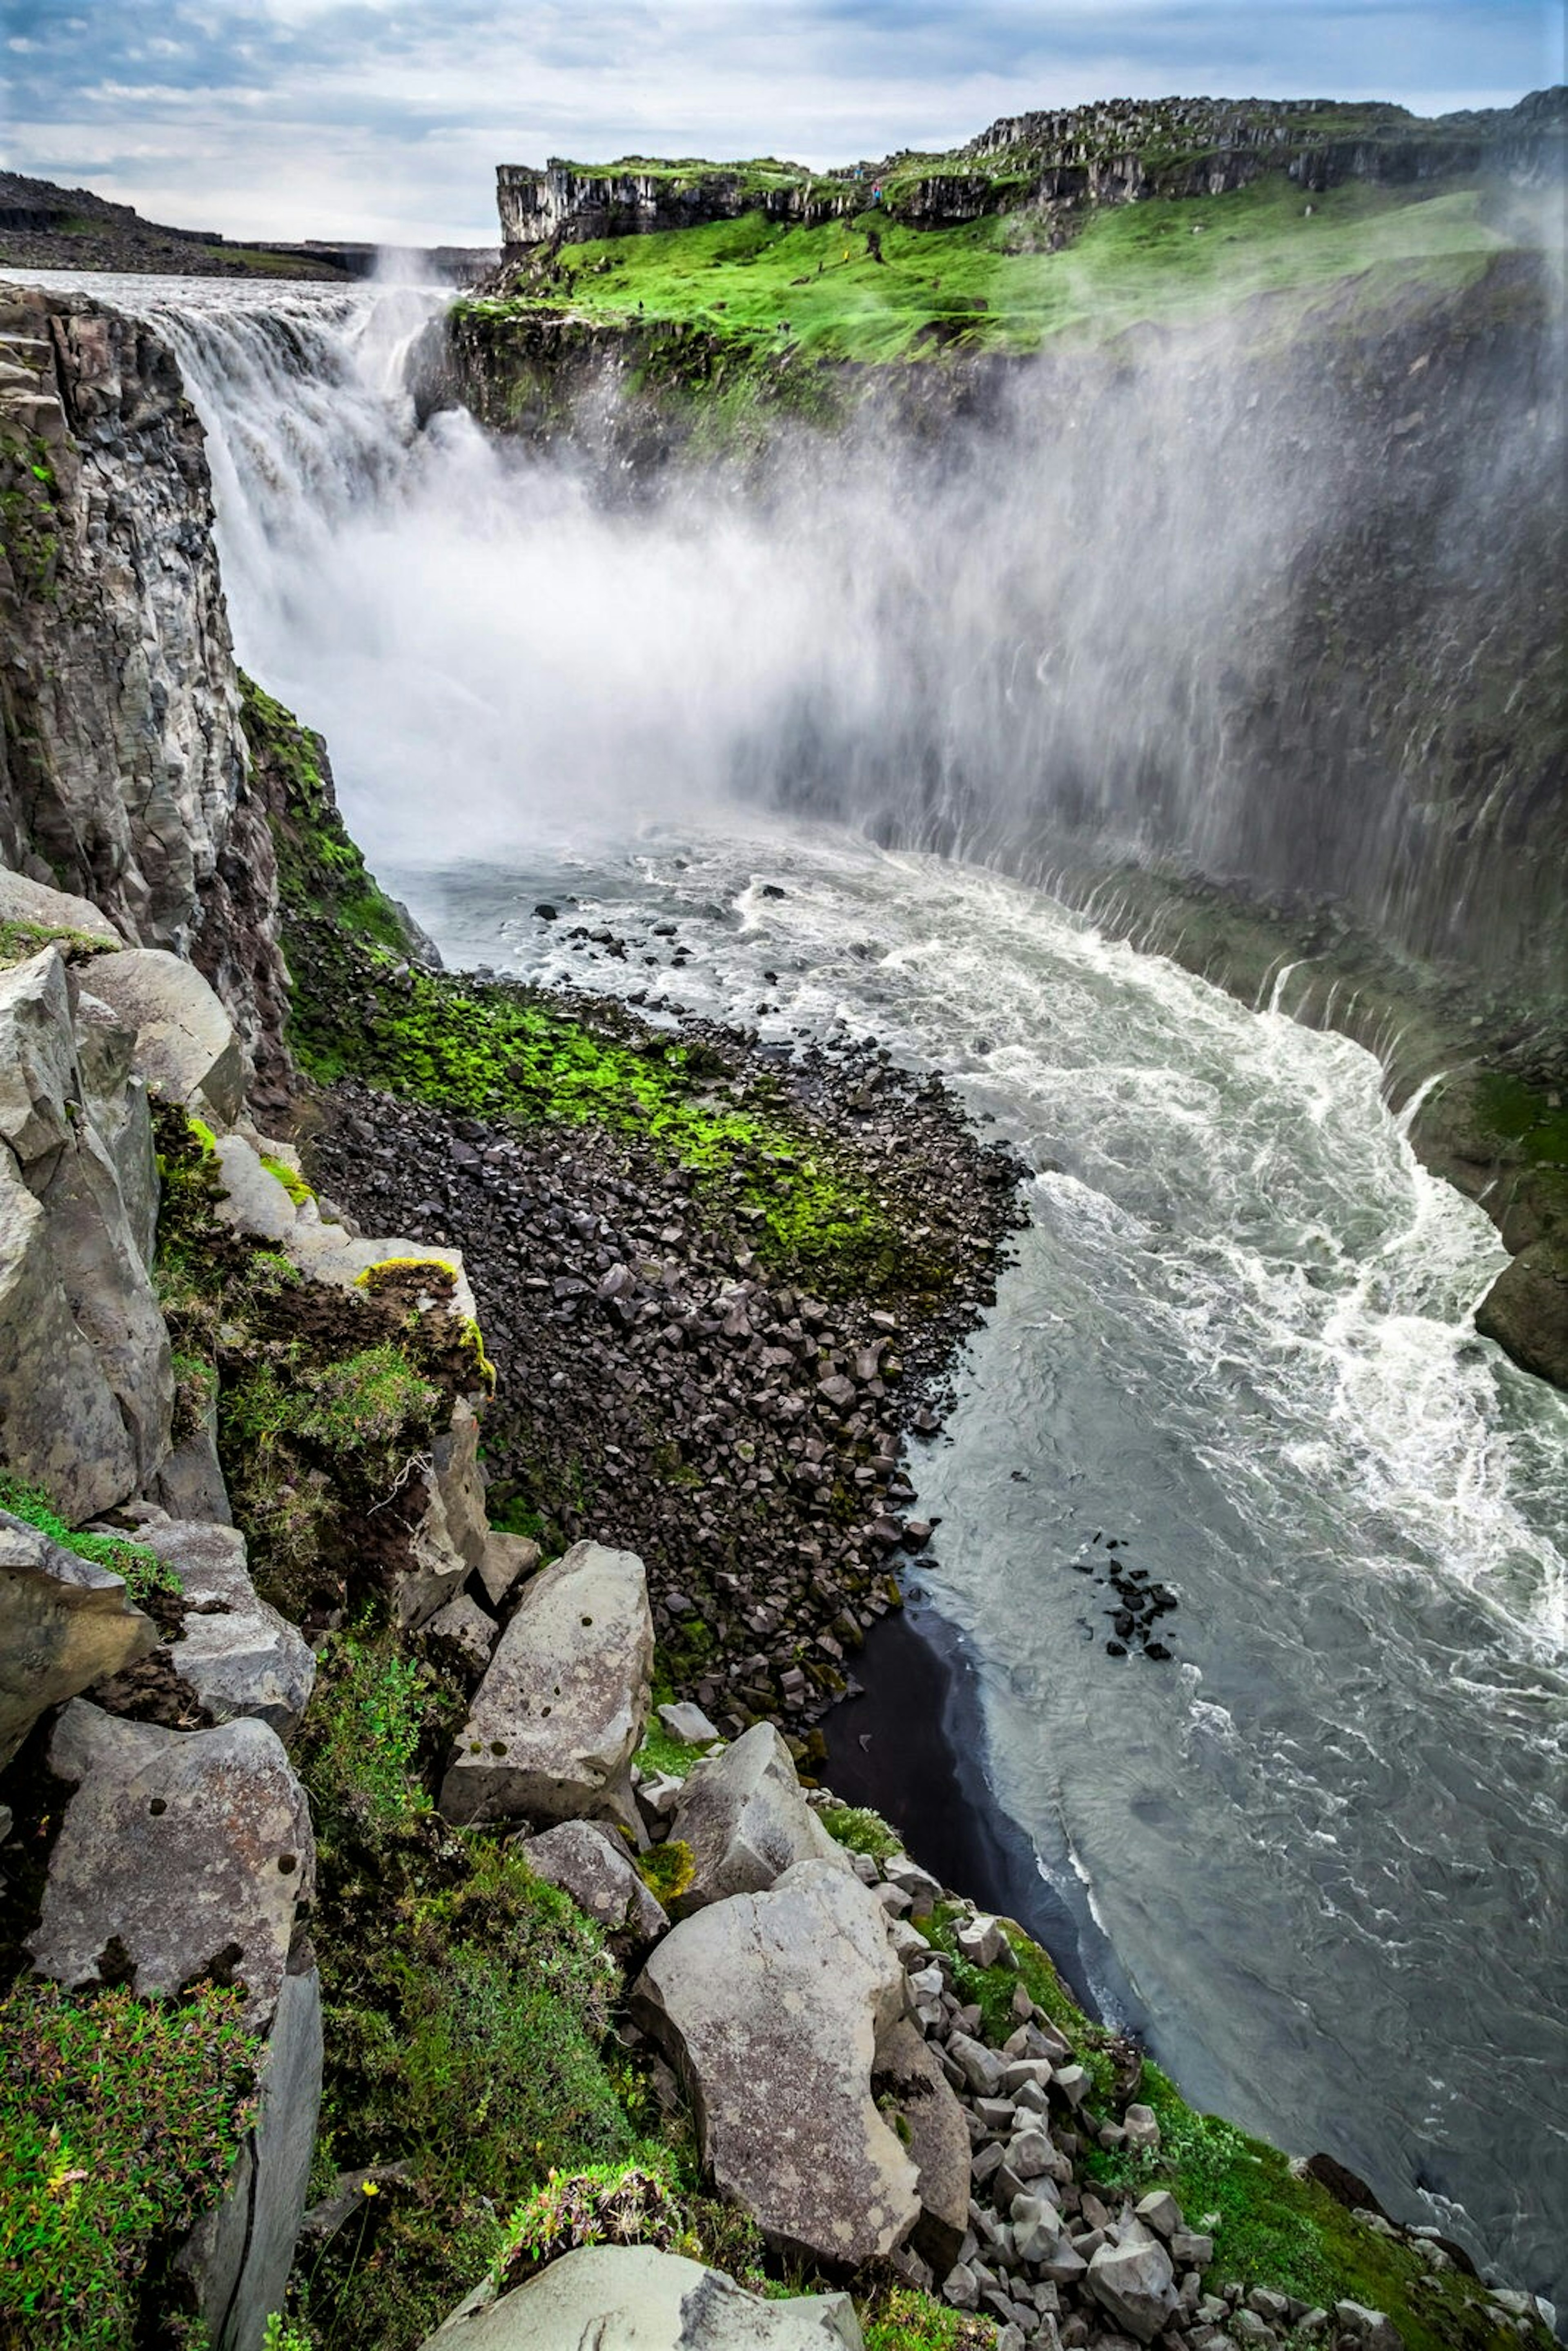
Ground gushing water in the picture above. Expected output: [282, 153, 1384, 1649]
[26, 272, 1568, 2304]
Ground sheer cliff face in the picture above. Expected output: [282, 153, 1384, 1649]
[0, 285, 289, 1097]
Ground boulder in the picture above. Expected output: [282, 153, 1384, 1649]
[633, 1857, 920, 2268]
[658, 1699, 719, 1746]
[421, 2244, 862, 2348]
[212, 1132, 299, 1244]
[439, 1541, 653, 1828]
[476, 1528, 539, 1607]
[138, 1517, 315, 1738]
[427, 1591, 496, 1669]
[84, 946, 246, 1124]
[670, 1721, 853, 1908]
[1085, 2221, 1177, 2343]
[183, 1961, 323, 2351]
[519, 1818, 668, 1943]
[32, 1700, 315, 2027]
[0, 1512, 156, 1767]
[1477, 1239, 1568, 1389]
[0, 1153, 136, 1517]
[0, 946, 79, 1161]
[871, 2016, 972, 2272]
[153, 1396, 233, 1526]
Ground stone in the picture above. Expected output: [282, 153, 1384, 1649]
[0, 947, 79, 1161]
[212, 1132, 299, 1243]
[1122, 2102, 1161, 2151]
[1332, 2305, 1403, 2350]
[947, 2030, 1005, 2096]
[1011, 2195, 1065, 2266]
[32, 1700, 314, 2027]
[140, 1517, 315, 1737]
[439, 1540, 653, 1828]
[1172, 2230, 1215, 2268]
[658, 1698, 720, 1746]
[1086, 2224, 1178, 2343]
[85, 946, 246, 1124]
[475, 1528, 539, 1607]
[670, 1720, 852, 1908]
[519, 1817, 668, 1943]
[1135, 2189, 1183, 2239]
[153, 1404, 233, 1526]
[420, 2243, 863, 2347]
[183, 1961, 323, 2351]
[633, 1858, 920, 2267]
[956, 1912, 1008, 1969]
[427, 1590, 497, 1668]
[872, 2017, 971, 2271]
[0, 1511, 156, 1767]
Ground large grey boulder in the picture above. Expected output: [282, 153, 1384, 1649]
[212, 1132, 299, 1244]
[139, 1517, 315, 1739]
[32, 1700, 315, 2028]
[870, 2016, 972, 2273]
[0, 1512, 156, 1767]
[670, 1720, 853, 1908]
[0, 1147, 138, 1516]
[0, 866, 122, 948]
[183, 1961, 323, 2351]
[439, 1541, 653, 1828]
[1085, 2218, 1178, 2343]
[519, 1817, 668, 1944]
[633, 1858, 921, 2268]
[84, 946, 246, 1124]
[422, 2244, 862, 2348]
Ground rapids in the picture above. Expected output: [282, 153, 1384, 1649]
[21, 269, 1567, 2306]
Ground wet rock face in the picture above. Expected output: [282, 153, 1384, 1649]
[633, 1857, 920, 2269]
[0, 286, 288, 1081]
[439, 1539, 653, 1828]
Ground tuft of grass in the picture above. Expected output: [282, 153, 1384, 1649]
[304, 1631, 441, 1830]
[0, 1475, 178, 1610]
[0, 1979, 259, 2349]
[858, 2285, 998, 2349]
[258, 1151, 316, 1208]
[819, 1802, 902, 1862]
[633, 1720, 708, 1781]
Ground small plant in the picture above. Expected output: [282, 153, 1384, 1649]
[0, 1475, 178, 1609]
[258, 1151, 315, 1208]
[858, 2284, 997, 2349]
[497, 2157, 686, 2282]
[304, 1632, 439, 1830]
[0, 1979, 259, 2347]
[819, 1802, 902, 1862]
[261, 2318, 314, 2351]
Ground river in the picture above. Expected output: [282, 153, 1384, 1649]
[24, 269, 1568, 2308]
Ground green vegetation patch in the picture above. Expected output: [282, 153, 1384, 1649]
[819, 1801, 903, 1862]
[0, 1978, 259, 2349]
[858, 2285, 997, 2349]
[1082, 2063, 1547, 2350]
[458, 178, 1508, 370]
[292, 1632, 635, 2349]
[0, 919, 111, 973]
[0, 1474, 177, 1611]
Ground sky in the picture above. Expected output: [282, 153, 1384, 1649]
[2, 0, 1562, 247]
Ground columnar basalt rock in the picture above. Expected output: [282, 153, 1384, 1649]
[0, 1510, 156, 1765]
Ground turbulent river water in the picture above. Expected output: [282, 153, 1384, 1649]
[31, 272, 1568, 2306]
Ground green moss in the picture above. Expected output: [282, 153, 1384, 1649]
[0, 1979, 260, 2348]
[258, 1151, 315, 1207]
[303, 1631, 441, 1830]
[634, 1720, 711, 1781]
[0, 1474, 177, 1610]
[239, 674, 411, 957]
[636, 1839, 695, 1907]
[1470, 1072, 1568, 1167]
[0, 919, 111, 972]
[858, 2285, 996, 2349]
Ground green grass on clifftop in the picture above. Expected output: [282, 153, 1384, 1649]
[459, 178, 1507, 365]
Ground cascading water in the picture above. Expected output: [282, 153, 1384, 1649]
[27, 271, 1568, 2305]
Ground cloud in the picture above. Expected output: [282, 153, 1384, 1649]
[1, 0, 1558, 246]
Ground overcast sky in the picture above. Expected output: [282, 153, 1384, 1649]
[3, 0, 1561, 247]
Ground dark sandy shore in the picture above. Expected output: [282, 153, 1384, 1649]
[820, 1579, 1150, 2038]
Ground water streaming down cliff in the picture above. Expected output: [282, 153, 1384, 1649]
[37, 272, 1568, 2304]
